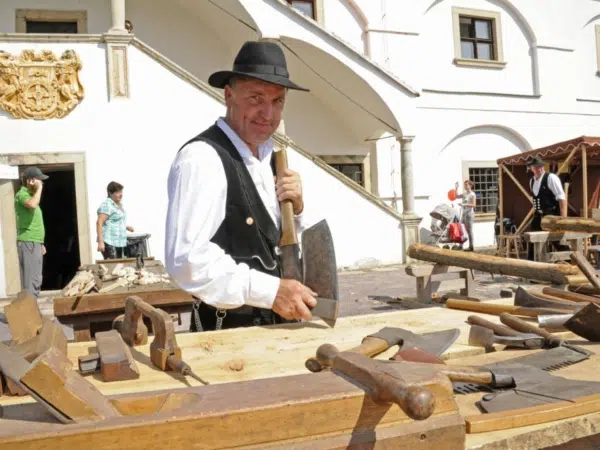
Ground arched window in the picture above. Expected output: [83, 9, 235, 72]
[286, 0, 316, 20]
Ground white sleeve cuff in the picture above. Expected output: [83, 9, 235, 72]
[247, 269, 280, 309]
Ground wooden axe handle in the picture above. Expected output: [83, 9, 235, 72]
[542, 287, 600, 306]
[467, 315, 520, 337]
[273, 145, 298, 247]
[306, 337, 389, 372]
[499, 313, 562, 347]
[446, 299, 571, 317]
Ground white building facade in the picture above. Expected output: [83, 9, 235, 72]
[0, 0, 599, 297]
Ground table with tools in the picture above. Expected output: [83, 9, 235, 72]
[1, 296, 600, 449]
[53, 258, 194, 342]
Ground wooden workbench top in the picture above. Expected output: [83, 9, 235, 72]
[2, 298, 598, 449]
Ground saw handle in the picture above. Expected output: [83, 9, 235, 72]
[467, 315, 521, 337]
[274, 143, 298, 247]
[499, 313, 562, 347]
[306, 337, 390, 373]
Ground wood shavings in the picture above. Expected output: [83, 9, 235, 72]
[226, 359, 245, 372]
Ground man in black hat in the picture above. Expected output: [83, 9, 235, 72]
[527, 155, 567, 260]
[165, 40, 317, 332]
[14, 167, 49, 298]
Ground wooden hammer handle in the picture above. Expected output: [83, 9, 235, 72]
[467, 315, 521, 337]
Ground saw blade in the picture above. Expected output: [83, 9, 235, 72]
[452, 345, 594, 395]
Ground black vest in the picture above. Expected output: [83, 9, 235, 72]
[531, 173, 560, 216]
[178, 124, 292, 329]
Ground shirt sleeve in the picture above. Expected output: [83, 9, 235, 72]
[164, 142, 280, 310]
[547, 174, 566, 201]
[97, 200, 111, 216]
[15, 189, 30, 206]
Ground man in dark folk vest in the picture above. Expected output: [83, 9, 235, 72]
[527, 155, 567, 260]
[165, 41, 318, 332]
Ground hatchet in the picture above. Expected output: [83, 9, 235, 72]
[273, 122, 339, 327]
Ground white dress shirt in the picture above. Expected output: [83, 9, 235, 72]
[165, 118, 308, 310]
[531, 171, 565, 200]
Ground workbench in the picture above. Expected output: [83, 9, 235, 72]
[53, 259, 193, 341]
[1, 299, 599, 449]
[523, 231, 590, 263]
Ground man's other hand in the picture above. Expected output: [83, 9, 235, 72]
[272, 279, 317, 321]
[276, 168, 304, 215]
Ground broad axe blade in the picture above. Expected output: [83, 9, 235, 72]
[372, 327, 460, 357]
[302, 219, 339, 327]
[564, 302, 600, 341]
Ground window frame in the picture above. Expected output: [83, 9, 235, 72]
[16, 9, 88, 34]
[286, 0, 322, 22]
[319, 155, 371, 192]
[452, 7, 506, 69]
[596, 24, 600, 75]
[461, 161, 498, 222]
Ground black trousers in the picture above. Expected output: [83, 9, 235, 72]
[190, 300, 297, 332]
[102, 243, 125, 259]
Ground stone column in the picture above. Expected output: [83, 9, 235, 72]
[398, 136, 422, 263]
[110, 0, 127, 33]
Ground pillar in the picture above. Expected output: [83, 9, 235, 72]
[398, 136, 422, 263]
[110, 0, 127, 33]
[104, 0, 132, 100]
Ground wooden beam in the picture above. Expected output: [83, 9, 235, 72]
[501, 165, 532, 203]
[557, 144, 581, 175]
[516, 208, 535, 235]
[499, 164, 504, 252]
[541, 216, 600, 233]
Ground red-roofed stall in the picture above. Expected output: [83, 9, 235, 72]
[496, 136, 600, 243]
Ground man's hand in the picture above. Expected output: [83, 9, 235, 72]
[272, 279, 317, 321]
[127, 225, 135, 232]
[98, 242, 105, 253]
[41, 244, 46, 256]
[276, 168, 304, 215]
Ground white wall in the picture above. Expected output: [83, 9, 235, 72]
[322, 0, 366, 54]
[575, 18, 600, 101]
[0, 0, 111, 33]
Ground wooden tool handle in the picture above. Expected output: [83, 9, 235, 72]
[389, 384, 436, 421]
[543, 287, 600, 306]
[446, 299, 571, 317]
[273, 145, 298, 247]
[307, 338, 390, 372]
[499, 313, 561, 347]
[467, 315, 520, 337]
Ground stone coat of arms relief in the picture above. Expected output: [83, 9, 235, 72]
[0, 49, 84, 119]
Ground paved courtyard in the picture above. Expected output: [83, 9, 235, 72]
[0, 263, 530, 342]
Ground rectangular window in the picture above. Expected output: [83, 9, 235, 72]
[329, 163, 364, 187]
[16, 9, 87, 34]
[26, 20, 78, 33]
[287, 0, 316, 20]
[468, 167, 499, 214]
[452, 8, 505, 68]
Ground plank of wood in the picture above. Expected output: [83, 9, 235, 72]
[541, 216, 600, 234]
[4, 291, 43, 344]
[407, 244, 581, 284]
[571, 251, 600, 293]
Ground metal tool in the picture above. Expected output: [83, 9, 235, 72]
[452, 345, 593, 395]
[301, 219, 340, 327]
[305, 327, 459, 372]
[113, 296, 209, 385]
[499, 312, 592, 351]
[562, 302, 600, 341]
[274, 132, 339, 327]
[468, 324, 545, 349]
[513, 286, 581, 311]
[537, 313, 573, 329]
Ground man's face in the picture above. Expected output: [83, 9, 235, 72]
[224, 78, 286, 150]
[531, 166, 544, 178]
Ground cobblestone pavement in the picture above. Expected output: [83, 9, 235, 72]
[0, 264, 531, 342]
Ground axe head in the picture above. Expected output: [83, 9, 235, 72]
[372, 327, 460, 356]
[302, 219, 339, 327]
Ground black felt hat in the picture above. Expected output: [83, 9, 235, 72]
[208, 41, 309, 92]
[526, 155, 545, 167]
